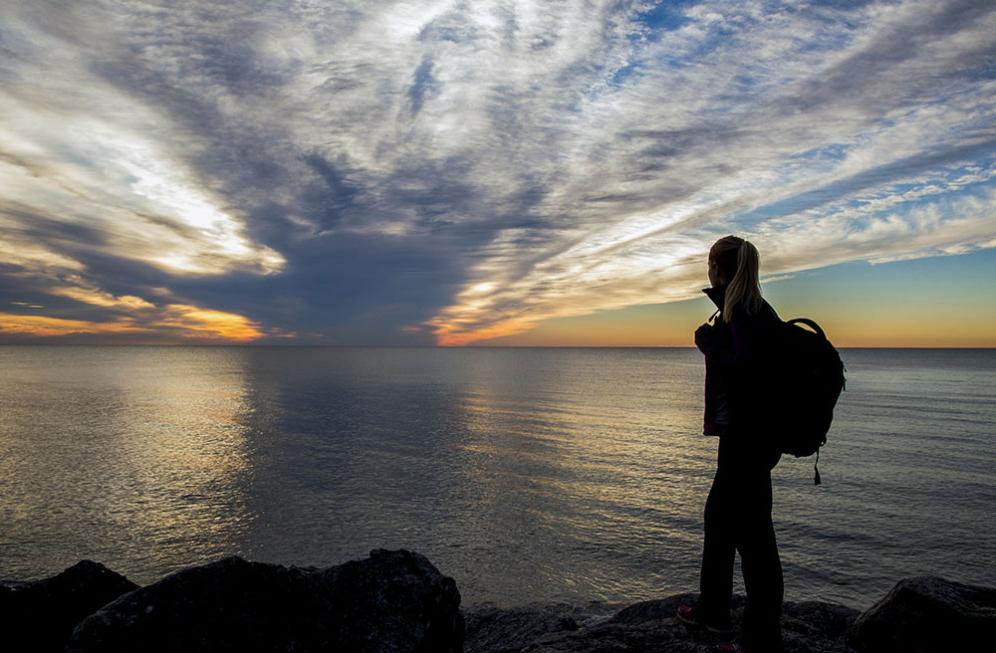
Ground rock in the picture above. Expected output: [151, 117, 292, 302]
[781, 601, 860, 640]
[515, 592, 710, 653]
[0, 560, 138, 653]
[849, 576, 996, 652]
[465, 592, 862, 653]
[464, 601, 622, 653]
[66, 549, 464, 653]
[607, 591, 710, 625]
[781, 601, 861, 653]
[3, 551, 989, 653]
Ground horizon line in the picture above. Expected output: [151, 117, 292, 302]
[1, 343, 994, 350]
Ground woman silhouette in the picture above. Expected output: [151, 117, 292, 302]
[677, 235, 785, 653]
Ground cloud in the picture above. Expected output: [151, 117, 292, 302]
[0, 301, 273, 343]
[1, 1, 994, 344]
[48, 285, 154, 311]
[156, 304, 269, 341]
[0, 313, 147, 338]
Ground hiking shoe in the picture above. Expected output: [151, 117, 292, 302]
[675, 604, 733, 634]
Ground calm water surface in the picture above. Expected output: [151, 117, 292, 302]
[1, 346, 993, 609]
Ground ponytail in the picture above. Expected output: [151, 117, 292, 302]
[711, 236, 763, 323]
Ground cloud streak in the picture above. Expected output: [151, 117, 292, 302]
[1, 0, 994, 344]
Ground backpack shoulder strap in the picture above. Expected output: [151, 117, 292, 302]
[786, 317, 826, 339]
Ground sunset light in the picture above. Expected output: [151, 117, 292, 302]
[2, 5, 994, 649]
[0, 0, 993, 345]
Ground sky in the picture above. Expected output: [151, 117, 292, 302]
[1, 0, 994, 347]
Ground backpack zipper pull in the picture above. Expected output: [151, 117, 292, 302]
[813, 449, 822, 485]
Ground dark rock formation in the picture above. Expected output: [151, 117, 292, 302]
[465, 592, 862, 653]
[66, 549, 464, 653]
[848, 576, 996, 652]
[0, 560, 138, 653]
[463, 600, 627, 653]
[2, 551, 991, 653]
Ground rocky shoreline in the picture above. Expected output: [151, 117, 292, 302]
[2, 549, 993, 652]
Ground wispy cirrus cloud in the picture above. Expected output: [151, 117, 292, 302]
[1, 1, 994, 344]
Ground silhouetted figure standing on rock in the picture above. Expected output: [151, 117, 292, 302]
[677, 235, 785, 653]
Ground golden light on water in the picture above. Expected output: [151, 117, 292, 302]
[0, 347, 257, 581]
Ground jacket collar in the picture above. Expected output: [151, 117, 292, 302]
[702, 285, 727, 312]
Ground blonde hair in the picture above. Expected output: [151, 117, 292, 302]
[711, 235, 763, 323]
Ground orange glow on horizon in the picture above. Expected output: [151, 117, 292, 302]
[432, 317, 540, 346]
[0, 313, 148, 337]
[157, 304, 264, 341]
[0, 304, 265, 342]
[432, 298, 996, 349]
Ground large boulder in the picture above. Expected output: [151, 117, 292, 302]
[0, 560, 138, 653]
[849, 576, 996, 652]
[66, 549, 464, 653]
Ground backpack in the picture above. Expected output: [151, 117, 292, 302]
[767, 318, 846, 485]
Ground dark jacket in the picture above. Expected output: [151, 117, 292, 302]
[696, 285, 782, 437]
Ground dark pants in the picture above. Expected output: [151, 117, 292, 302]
[698, 436, 783, 651]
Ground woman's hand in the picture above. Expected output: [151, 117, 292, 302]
[696, 320, 735, 363]
[695, 322, 714, 351]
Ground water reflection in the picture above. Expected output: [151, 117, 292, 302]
[231, 348, 472, 565]
[448, 348, 713, 604]
[0, 347, 254, 581]
[6, 347, 992, 610]
[1, 346, 717, 604]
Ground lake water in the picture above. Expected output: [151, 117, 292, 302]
[1, 346, 993, 610]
